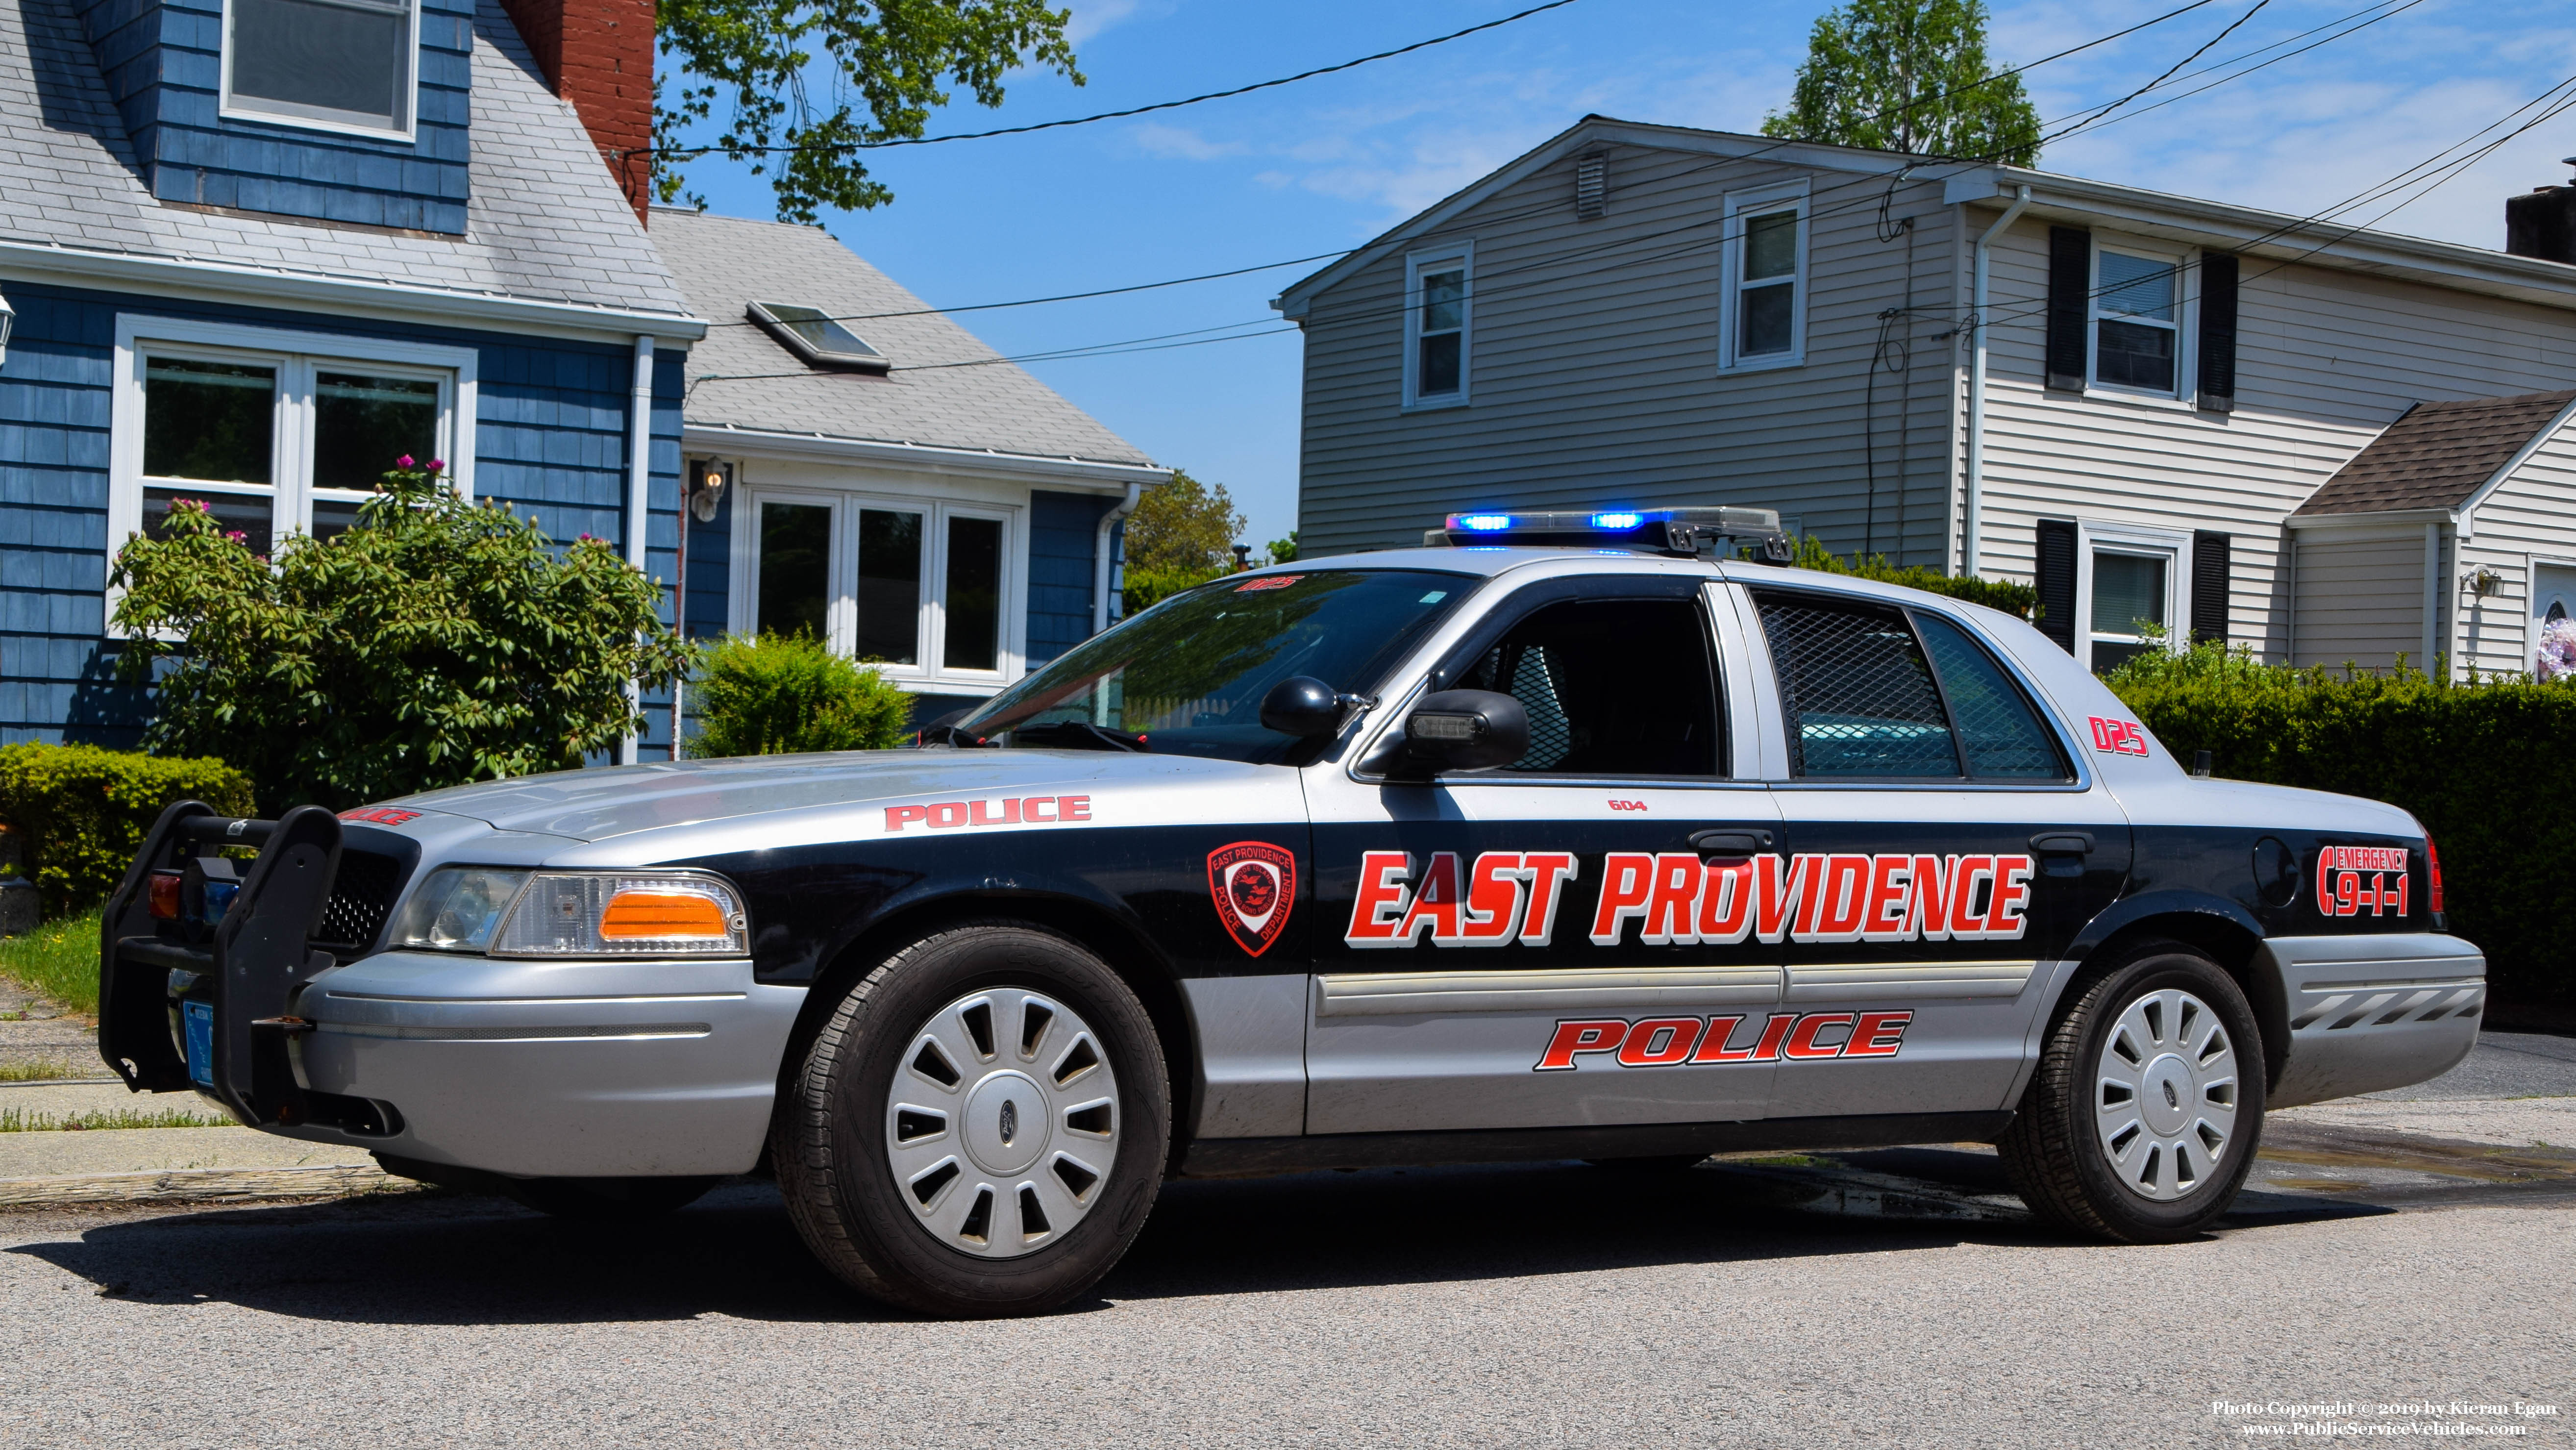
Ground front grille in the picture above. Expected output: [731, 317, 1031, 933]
[317, 848, 409, 951]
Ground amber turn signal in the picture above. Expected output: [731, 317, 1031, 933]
[598, 890, 731, 939]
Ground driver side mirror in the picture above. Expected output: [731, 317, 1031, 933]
[1400, 689, 1528, 773]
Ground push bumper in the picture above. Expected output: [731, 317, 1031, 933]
[2259, 933, 2484, 1109]
[282, 950, 807, 1178]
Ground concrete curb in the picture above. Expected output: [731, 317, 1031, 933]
[0, 1162, 396, 1207]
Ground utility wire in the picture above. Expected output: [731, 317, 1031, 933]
[650, 0, 1585, 162]
[699, 0, 2229, 332]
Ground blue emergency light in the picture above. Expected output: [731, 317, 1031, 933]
[1425, 506, 1793, 562]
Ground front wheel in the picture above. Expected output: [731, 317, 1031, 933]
[774, 923, 1170, 1318]
[2000, 942, 2266, 1243]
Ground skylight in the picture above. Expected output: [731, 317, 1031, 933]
[747, 301, 889, 373]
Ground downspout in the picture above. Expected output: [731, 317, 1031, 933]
[1962, 184, 2032, 578]
[622, 333, 655, 764]
[1092, 481, 1143, 634]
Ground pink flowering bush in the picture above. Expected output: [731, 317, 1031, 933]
[2538, 617, 2576, 683]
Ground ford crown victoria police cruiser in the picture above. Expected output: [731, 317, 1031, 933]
[97, 508, 2483, 1318]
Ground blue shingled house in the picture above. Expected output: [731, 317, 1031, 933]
[0, 0, 1162, 753]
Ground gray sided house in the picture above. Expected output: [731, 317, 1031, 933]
[654, 209, 1166, 730]
[0, 0, 709, 752]
[1275, 117, 2576, 678]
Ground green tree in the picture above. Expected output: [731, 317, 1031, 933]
[1123, 469, 1245, 573]
[1266, 531, 1299, 565]
[689, 632, 916, 755]
[655, 0, 1083, 223]
[1761, 0, 2041, 165]
[110, 462, 694, 813]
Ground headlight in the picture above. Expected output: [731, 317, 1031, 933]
[490, 872, 749, 958]
[392, 868, 531, 952]
[390, 868, 749, 958]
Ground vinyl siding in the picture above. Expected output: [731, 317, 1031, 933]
[1295, 144, 1964, 567]
[2290, 525, 2437, 673]
[1970, 210, 2576, 664]
[2458, 422, 2576, 676]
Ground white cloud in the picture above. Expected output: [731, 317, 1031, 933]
[1128, 123, 1246, 160]
[1062, 0, 1164, 46]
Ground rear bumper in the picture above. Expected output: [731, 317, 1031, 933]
[2258, 933, 2484, 1109]
[267, 950, 806, 1177]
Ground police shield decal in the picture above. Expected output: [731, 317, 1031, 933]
[1208, 841, 1297, 957]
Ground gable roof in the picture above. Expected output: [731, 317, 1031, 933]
[651, 209, 1159, 471]
[0, 0, 697, 333]
[2294, 389, 2576, 516]
[1274, 115, 2576, 318]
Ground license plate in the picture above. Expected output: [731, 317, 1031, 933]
[182, 1000, 215, 1088]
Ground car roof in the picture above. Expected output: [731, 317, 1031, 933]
[1247, 546, 2021, 622]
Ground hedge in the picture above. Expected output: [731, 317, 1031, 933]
[2106, 649, 2575, 1005]
[1786, 535, 2039, 619]
[0, 743, 254, 916]
[689, 633, 914, 757]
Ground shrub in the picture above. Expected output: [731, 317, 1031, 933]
[0, 744, 253, 915]
[110, 461, 694, 813]
[1122, 562, 1226, 618]
[689, 634, 914, 756]
[1786, 533, 2039, 619]
[2106, 646, 2576, 1005]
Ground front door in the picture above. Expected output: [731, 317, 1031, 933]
[1729, 584, 2131, 1121]
[1303, 576, 1786, 1134]
[2536, 564, 2575, 677]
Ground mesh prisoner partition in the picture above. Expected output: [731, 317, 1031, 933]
[1756, 594, 1959, 778]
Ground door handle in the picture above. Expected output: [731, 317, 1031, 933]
[1689, 828, 1775, 857]
[2030, 831, 2095, 855]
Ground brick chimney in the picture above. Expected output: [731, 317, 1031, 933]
[499, 0, 654, 224]
[2504, 157, 2576, 266]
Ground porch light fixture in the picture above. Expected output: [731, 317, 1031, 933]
[0, 288, 13, 367]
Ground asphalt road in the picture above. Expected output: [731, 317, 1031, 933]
[0, 1036, 2567, 1449]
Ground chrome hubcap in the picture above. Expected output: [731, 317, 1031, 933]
[2094, 987, 2239, 1201]
[886, 989, 1118, 1258]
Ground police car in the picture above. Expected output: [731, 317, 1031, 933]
[97, 507, 2483, 1318]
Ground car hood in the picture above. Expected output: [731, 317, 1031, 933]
[385, 749, 1276, 844]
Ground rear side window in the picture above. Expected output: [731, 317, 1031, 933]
[1453, 597, 1722, 776]
[1914, 613, 2069, 779]
[1754, 591, 2068, 781]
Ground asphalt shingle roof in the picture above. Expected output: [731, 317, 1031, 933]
[0, 0, 693, 319]
[651, 208, 1158, 468]
[2294, 389, 2576, 516]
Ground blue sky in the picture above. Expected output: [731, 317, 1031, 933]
[663, 0, 2576, 554]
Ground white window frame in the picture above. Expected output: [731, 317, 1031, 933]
[728, 485, 1026, 694]
[2075, 520, 2192, 674]
[218, 0, 423, 142]
[1401, 243, 1473, 411]
[2086, 239, 2195, 403]
[1718, 180, 1810, 373]
[108, 315, 475, 623]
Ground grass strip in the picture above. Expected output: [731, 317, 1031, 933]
[0, 1060, 82, 1082]
[0, 907, 101, 1016]
[0, 1104, 231, 1132]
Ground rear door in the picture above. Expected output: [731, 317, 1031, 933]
[1302, 573, 1787, 1134]
[1723, 583, 2131, 1121]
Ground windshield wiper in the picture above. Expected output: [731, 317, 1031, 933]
[1007, 720, 1150, 753]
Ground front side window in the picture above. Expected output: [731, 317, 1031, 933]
[128, 333, 459, 558]
[2093, 250, 2180, 394]
[1450, 597, 1722, 776]
[964, 570, 1472, 764]
[1723, 186, 1807, 369]
[1404, 249, 1471, 407]
[2089, 548, 2171, 673]
[1755, 592, 2072, 782]
[223, 0, 418, 136]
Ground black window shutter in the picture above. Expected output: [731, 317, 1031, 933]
[2197, 252, 2239, 413]
[2190, 531, 2232, 645]
[2035, 519, 2078, 653]
[2045, 226, 2091, 392]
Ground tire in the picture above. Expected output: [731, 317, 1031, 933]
[2000, 940, 2266, 1243]
[503, 1175, 717, 1220]
[774, 922, 1170, 1318]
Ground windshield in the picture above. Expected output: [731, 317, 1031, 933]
[959, 569, 1475, 764]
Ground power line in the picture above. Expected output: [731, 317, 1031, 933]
[698, 0, 2230, 333]
[649, 0, 1586, 162]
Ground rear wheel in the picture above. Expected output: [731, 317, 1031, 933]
[2000, 942, 2265, 1243]
[775, 923, 1169, 1318]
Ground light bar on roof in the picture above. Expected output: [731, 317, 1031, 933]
[1425, 506, 1793, 563]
